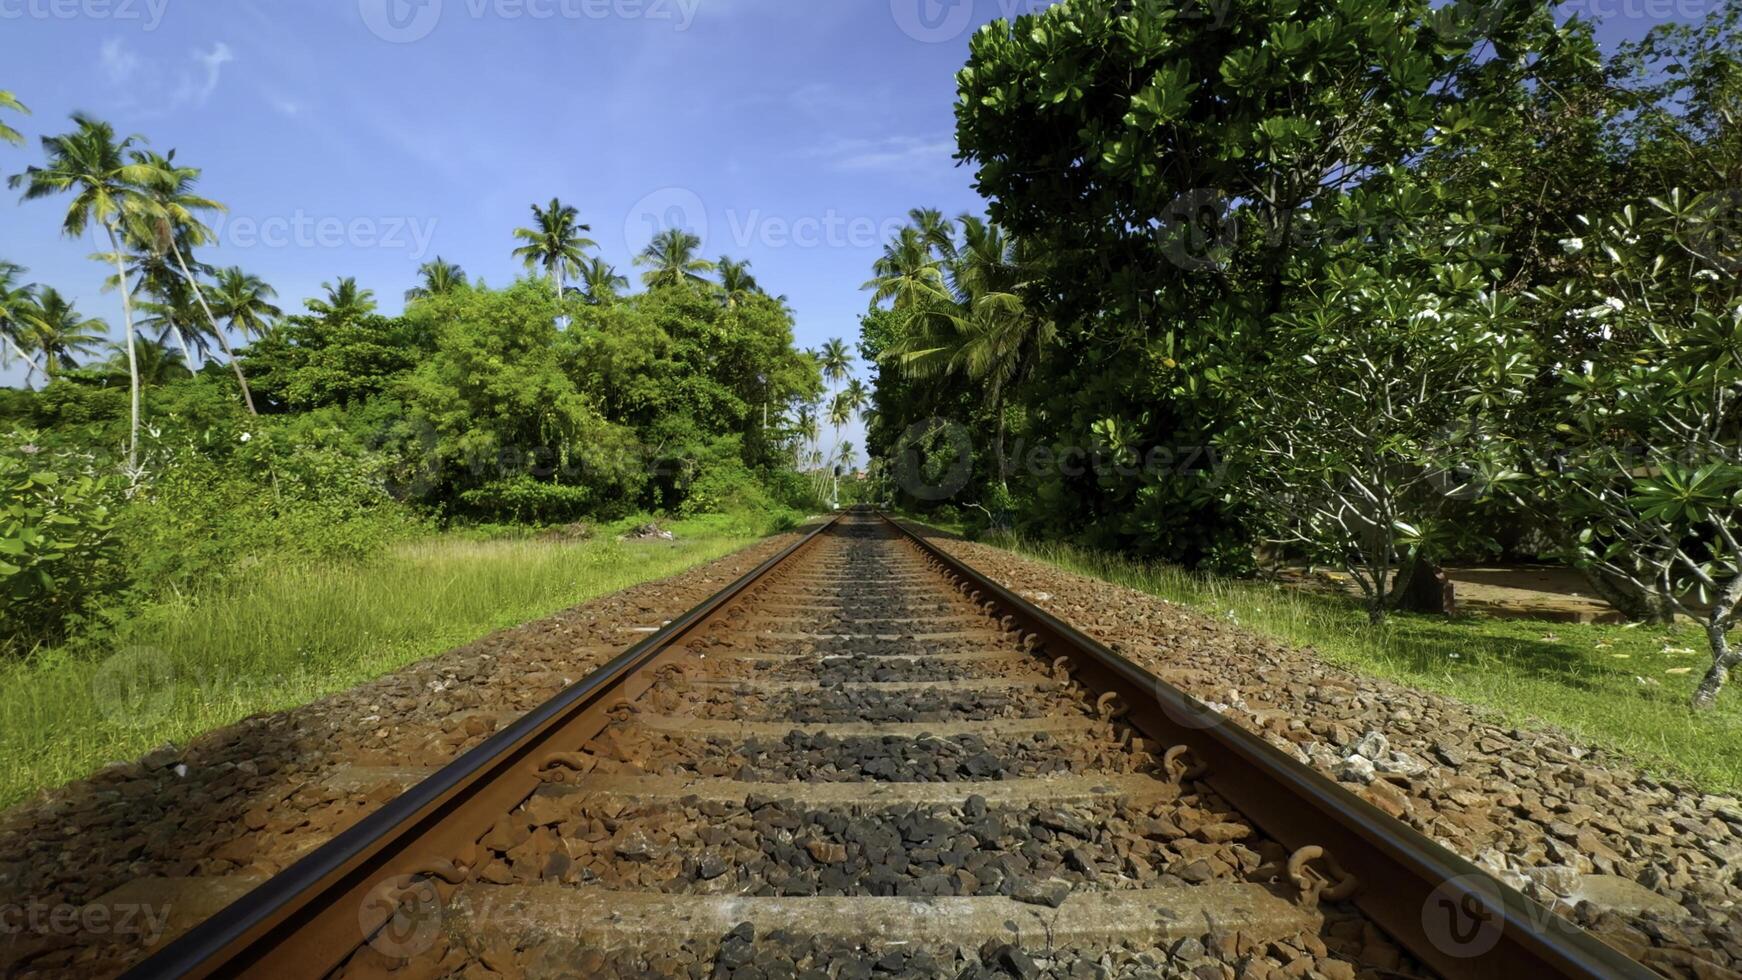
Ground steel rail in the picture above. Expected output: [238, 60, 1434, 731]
[121, 514, 840, 980]
[879, 512, 1652, 980]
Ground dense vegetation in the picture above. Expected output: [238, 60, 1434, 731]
[0, 99, 868, 661]
[864, 2, 1742, 707]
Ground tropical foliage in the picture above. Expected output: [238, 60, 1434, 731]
[864, 1, 1742, 706]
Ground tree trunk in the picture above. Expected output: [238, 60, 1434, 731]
[1579, 565, 1677, 625]
[992, 388, 1009, 491]
[107, 222, 141, 471]
[1693, 622, 1740, 711]
[171, 241, 257, 416]
[3, 335, 42, 388]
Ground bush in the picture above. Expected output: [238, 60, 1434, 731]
[0, 434, 126, 653]
[458, 478, 596, 524]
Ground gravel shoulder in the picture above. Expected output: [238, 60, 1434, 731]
[0, 529, 808, 978]
[916, 529, 1742, 979]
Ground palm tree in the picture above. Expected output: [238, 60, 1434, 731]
[715, 256, 761, 308]
[0, 263, 45, 386]
[307, 277, 376, 318]
[578, 257, 629, 306]
[636, 229, 715, 289]
[793, 404, 819, 470]
[126, 151, 224, 378]
[208, 268, 283, 348]
[883, 219, 1055, 487]
[109, 337, 190, 388]
[512, 198, 596, 300]
[22, 287, 108, 378]
[863, 226, 951, 312]
[10, 114, 155, 468]
[817, 338, 855, 506]
[0, 91, 29, 146]
[405, 256, 468, 302]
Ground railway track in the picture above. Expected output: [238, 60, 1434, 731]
[125, 511, 1655, 979]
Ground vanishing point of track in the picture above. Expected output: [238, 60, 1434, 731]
[125, 511, 1655, 979]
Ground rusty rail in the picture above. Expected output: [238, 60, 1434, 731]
[878, 512, 1653, 980]
[120, 515, 840, 980]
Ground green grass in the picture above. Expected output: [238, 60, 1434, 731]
[976, 533, 1742, 796]
[0, 520, 770, 810]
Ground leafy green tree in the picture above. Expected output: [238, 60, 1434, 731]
[578, 257, 628, 306]
[1523, 193, 1742, 708]
[405, 257, 468, 302]
[19, 287, 107, 378]
[636, 229, 714, 289]
[513, 198, 596, 300]
[0, 91, 26, 146]
[307, 277, 377, 318]
[10, 114, 155, 468]
[940, 0, 1566, 562]
[399, 280, 639, 515]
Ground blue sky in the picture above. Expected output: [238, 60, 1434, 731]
[0, 0, 1712, 411]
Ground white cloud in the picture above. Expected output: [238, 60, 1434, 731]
[819, 136, 956, 173]
[97, 39, 235, 114]
[100, 38, 143, 86]
[173, 43, 235, 107]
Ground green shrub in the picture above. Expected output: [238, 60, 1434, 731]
[0, 434, 126, 653]
[458, 478, 596, 523]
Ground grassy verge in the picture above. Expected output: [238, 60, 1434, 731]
[0, 515, 775, 810]
[970, 532, 1742, 795]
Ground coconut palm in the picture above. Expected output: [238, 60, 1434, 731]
[715, 256, 761, 308]
[10, 114, 155, 468]
[908, 207, 958, 260]
[109, 337, 190, 388]
[307, 277, 376, 318]
[578, 257, 629, 306]
[883, 220, 1054, 487]
[22, 288, 108, 378]
[513, 198, 596, 300]
[0, 263, 44, 385]
[405, 256, 468, 302]
[125, 151, 222, 361]
[0, 91, 29, 146]
[208, 268, 282, 345]
[636, 229, 715, 289]
[863, 226, 950, 312]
